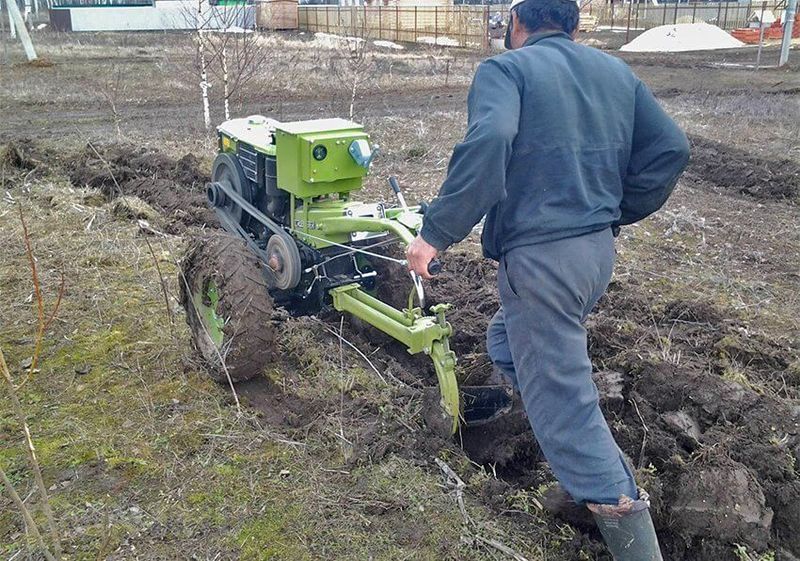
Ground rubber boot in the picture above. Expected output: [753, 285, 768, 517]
[588, 493, 663, 561]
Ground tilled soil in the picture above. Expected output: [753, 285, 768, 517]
[2, 140, 215, 234]
[687, 134, 800, 203]
[364, 240, 800, 558]
[422, 257, 800, 560]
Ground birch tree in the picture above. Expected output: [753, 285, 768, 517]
[206, 3, 267, 121]
[178, 0, 216, 130]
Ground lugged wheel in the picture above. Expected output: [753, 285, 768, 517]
[179, 231, 280, 383]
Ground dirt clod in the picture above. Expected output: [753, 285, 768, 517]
[672, 464, 774, 549]
[661, 410, 702, 448]
[2, 139, 47, 172]
[111, 195, 160, 222]
[414, 260, 800, 558]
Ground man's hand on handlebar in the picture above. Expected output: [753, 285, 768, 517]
[406, 235, 439, 280]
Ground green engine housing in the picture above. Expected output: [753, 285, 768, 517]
[275, 118, 371, 198]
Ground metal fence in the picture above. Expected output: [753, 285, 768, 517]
[298, 5, 491, 48]
[299, 2, 786, 50]
[585, 1, 786, 32]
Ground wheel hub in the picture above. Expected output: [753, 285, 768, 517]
[268, 252, 283, 273]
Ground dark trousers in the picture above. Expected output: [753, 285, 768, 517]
[487, 228, 637, 505]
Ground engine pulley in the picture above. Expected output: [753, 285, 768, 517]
[266, 235, 302, 291]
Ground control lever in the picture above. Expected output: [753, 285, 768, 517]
[389, 176, 442, 308]
[388, 176, 408, 209]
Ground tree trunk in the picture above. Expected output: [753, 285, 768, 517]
[222, 45, 230, 121]
[200, 41, 211, 130]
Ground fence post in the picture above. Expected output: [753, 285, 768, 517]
[610, 0, 615, 30]
[625, 0, 633, 42]
[673, 0, 679, 25]
[485, 5, 490, 49]
[723, 1, 729, 29]
[435, 6, 439, 46]
[459, 5, 464, 48]
[414, 6, 418, 43]
[396, 5, 399, 42]
[363, 3, 366, 37]
[744, 0, 752, 29]
[326, 6, 329, 33]
[378, 4, 382, 40]
[691, 2, 697, 23]
[756, 1, 767, 69]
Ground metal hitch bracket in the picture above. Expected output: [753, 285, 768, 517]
[331, 283, 460, 434]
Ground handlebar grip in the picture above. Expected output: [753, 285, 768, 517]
[388, 176, 401, 194]
[428, 259, 443, 276]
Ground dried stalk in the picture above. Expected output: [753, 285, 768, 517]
[144, 237, 174, 334]
[0, 347, 62, 559]
[316, 320, 390, 386]
[95, 508, 112, 561]
[0, 465, 57, 561]
[17, 206, 65, 387]
[18, 205, 43, 371]
[75, 131, 123, 198]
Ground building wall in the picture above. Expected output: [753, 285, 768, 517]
[52, 0, 255, 31]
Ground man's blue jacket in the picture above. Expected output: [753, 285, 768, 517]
[419, 31, 691, 260]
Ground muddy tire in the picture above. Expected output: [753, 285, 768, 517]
[179, 232, 280, 383]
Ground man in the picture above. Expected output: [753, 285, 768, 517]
[405, 0, 690, 558]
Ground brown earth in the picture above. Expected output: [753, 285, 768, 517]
[687, 134, 800, 203]
[422, 253, 800, 560]
[3, 140, 216, 234]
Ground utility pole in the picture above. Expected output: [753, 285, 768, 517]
[779, 0, 797, 66]
[2, 0, 8, 65]
[5, 0, 16, 38]
[6, 0, 37, 61]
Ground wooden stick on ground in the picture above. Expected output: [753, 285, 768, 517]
[177, 267, 242, 415]
[435, 457, 530, 561]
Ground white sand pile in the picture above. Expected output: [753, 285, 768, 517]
[313, 32, 364, 51]
[620, 22, 745, 52]
[373, 40, 404, 50]
[417, 36, 460, 47]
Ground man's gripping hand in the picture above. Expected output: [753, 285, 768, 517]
[406, 235, 439, 280]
